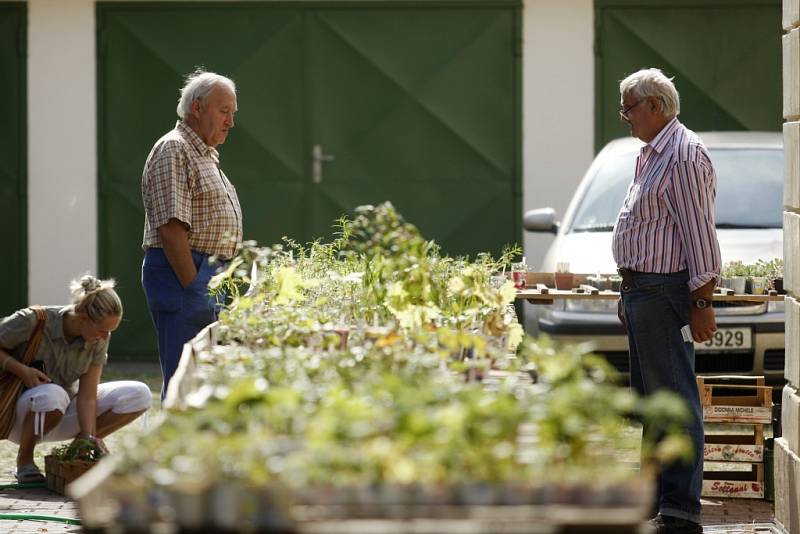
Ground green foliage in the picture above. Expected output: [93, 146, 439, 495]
[722, 258, 783, 279]
[754, 258, 783, 279]
[517, 336, 692, 474]
[50, 437, 106, 462]
[113, 202, 690, 495]
[721, 260, 751, 278]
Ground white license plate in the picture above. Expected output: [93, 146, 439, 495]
[694, 327, 752, 352]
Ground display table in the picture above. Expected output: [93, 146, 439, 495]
[513, 273, 784, 304]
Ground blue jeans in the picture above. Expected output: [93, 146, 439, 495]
[621, 270, 703, 523]
[141, 248, 222, 400]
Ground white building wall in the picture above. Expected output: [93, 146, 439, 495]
[522, 0, 594, 270]
[21, 0, 593, 305]
[778, 1, 800, 530]
[27, 0, 97, 304]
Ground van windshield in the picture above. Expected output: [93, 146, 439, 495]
[569, 148, 784, 232]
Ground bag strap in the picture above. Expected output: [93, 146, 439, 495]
[18, 306, 47, 367]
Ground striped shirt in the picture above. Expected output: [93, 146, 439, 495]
[141, 121, 243, 259]
[612, 118, 721, 291]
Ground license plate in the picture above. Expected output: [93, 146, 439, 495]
[694, 327, 752, 352]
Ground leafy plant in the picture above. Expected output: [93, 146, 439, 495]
[755, 258, 783, 279]
[722, 260, 750, 278]
[110, 202, 690, 502]
[722, 258, 783, 279]
[517, 336, 691, 473]
[50, 437, 106, 463]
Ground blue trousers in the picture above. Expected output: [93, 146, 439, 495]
[141, 248, 221, 400]
[621, 270, 704, 523]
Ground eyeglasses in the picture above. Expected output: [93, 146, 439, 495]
[619, 99, 645, 121]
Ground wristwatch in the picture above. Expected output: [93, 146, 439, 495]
[692, 298, 710, 309]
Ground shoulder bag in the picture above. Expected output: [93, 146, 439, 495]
[0, 306, 47, 439]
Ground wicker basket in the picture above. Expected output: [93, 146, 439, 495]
[44, 455, 96, 495]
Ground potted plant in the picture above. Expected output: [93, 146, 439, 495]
[45, 437, 106, 495]
[721, 261, 748, 294]
[762, 258, 784, 294]
[554, 262, 575, 290]
[586, 274, 609, 291]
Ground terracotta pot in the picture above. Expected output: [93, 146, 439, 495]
[554, 272, 575, 290]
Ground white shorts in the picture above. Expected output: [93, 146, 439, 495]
[6, 380, 152, 444]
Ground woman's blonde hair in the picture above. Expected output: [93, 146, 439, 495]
[69, 275, 123, 322]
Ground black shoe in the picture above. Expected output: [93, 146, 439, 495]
[648, 514, 703, 534]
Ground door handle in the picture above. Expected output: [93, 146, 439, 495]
[312, 144, 335, 184]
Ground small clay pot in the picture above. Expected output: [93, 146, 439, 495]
[554, 272, 575, 290]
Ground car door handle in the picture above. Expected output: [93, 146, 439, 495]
[312, 144, 335, 184]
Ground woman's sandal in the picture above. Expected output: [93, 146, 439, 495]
[15, 463, 45, 483]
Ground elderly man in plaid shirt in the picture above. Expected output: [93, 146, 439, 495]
[140, 70, 243, 400]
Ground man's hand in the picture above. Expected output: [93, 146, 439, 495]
[22, 367, 50, 389]
[617, 297, 627, 333]
[689, 279, 717, 343]
[158, 218, 196, 288]
[689, 306, 716, 343]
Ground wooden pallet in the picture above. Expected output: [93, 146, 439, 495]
[697, 376, 773, 423]
[702, 462, 764, 498]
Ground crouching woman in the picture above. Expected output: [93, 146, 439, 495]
[0, 275, 152, 483]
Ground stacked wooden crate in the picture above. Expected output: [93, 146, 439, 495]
[697, 376, 772, 499]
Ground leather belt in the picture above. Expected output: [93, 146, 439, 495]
[617, 268, 641, 292]
[617, 268, 687, 292]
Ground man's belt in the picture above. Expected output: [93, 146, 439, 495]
[617, 268, 688, 292]
[617, 268, 639, 292]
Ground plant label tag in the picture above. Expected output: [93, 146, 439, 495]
[681, 324, 694, 343]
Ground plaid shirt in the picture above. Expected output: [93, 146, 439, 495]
[141, 121, 243, 259]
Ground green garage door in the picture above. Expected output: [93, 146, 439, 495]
[595, 0, 781, 151]
[0, 4, 26, 317]
[97, 1, 521, 359]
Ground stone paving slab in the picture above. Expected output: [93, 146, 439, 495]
[701, 497, 776, 527]
[0, 486, 80, 533]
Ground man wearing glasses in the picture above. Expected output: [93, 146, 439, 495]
[613, 68, 721, 534]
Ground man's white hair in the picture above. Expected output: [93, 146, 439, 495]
[619, 68, 680, 119]
[176, 69, 237, 119]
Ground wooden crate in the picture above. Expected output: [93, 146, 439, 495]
[702, 462, 764, 498]
[44, 455, 96, 495]
[704, 425, 764, 462]
[697, 376, 773, 423]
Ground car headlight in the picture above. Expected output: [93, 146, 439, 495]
[565, 298, 618, 313]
